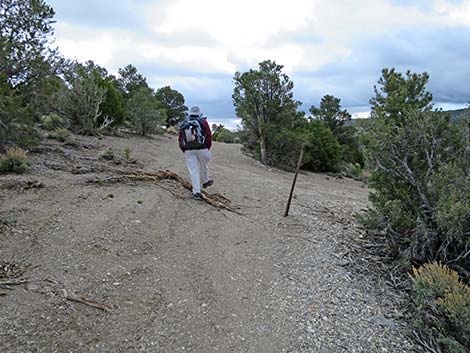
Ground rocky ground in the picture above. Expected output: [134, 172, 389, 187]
[0, 132, 418, 352]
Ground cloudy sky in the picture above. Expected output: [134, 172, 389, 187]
[48, 0, 470, 128]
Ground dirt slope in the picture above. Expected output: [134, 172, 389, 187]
[0, 133, 416, 352]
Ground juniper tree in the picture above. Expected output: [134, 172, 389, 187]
[362, 69, 470, 276]
[0, 0, 60, 148]
[155, 86, 187, 127]
[232, 60, 300, 165]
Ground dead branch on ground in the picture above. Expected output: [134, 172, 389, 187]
[0, 277, 30, 288]
[62, 289, 111, 312]
[91, 170, 241, 214]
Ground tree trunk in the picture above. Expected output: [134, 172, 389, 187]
[256, 110, 268, 165]
[259, 132, 267, 165]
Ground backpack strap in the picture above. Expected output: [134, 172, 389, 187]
[196, 117, 207, 138]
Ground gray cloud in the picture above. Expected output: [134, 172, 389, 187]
[293, 26, 470, 112]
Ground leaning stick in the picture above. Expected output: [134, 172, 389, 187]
[284, 145, 305, 217]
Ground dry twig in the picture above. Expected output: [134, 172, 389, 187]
[0, 277, 30, 287]
[62, 289, 111, 312]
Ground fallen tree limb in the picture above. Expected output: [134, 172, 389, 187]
[91, 170, 241, 214]
[62, 289, 111, 312]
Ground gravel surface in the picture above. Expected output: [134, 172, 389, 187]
[0, 133, 417, 352]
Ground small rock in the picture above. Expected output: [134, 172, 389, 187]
[370, 315, 396, 330]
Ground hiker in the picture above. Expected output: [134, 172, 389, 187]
[178, 106, 214, 200]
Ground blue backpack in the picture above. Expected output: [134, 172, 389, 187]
[179, 117, 206, 150]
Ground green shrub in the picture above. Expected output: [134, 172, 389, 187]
[101, 148, 114, 160]
[362, 111, 469, 273]
[411, 262, 470, 352]
[341, 162, 363, 180]
[49, 128, 71, 142]
[302, 120, 341, 172]
[214, 128, 237, 143]
[124, 147, 131, 160]
[266, 128, 305, 171]
[64, 139, 80, 148]
[0, 147, 30, 173]
[127, 87, 165, 135]
[63, 75, 107, 135]
[336, 126, 364, 166]
[41, 113, 66, 131]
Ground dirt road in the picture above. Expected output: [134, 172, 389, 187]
[0, 133, 415, 352]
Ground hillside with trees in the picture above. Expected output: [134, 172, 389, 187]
[0, 0, 187, 151]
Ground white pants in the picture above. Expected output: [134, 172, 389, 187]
[185, 149, 212, 194]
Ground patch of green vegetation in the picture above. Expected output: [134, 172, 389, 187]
[49, 128, 71, 142]
[41, 113, 66, 131]
[124, 147, 131, 160]
[411, 263, 470, 352]
[100, 148, 114, 160]
[0, 147, 30, 174]
[0, 215, 17, 227]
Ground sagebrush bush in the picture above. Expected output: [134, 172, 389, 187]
[0, 147, 30, 173]
[41, 113, 66, 131]
[63, 75, 107, 135]
[411, 262, 470, 352]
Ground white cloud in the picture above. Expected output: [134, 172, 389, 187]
[435, 0, 470, 26]
[148, 0, 322, 71]
[211, 119, 242, 131]
[152, 0, 316, 47]
[54, 23, 138, 71]
[137, 42, 236, 73]
[352, 111, 371, 119]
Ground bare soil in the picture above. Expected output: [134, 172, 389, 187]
[0, 133, 416, 352]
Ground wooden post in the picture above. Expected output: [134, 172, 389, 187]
[284, 145, 304, 217]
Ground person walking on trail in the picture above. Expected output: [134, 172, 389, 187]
[178, 106, 214, 200]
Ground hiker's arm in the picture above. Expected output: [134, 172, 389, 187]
[203, 120, 212, 149]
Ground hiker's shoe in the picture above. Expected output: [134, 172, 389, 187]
[192, 192, 202, 200]
[202, 179, 214, 188]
